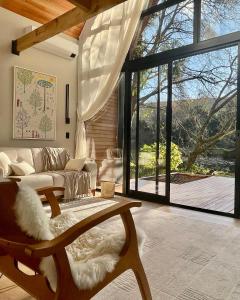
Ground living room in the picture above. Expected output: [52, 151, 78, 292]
[0, 0, 240, 299]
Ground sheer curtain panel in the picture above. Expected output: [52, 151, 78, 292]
[75, 0, 148, 158]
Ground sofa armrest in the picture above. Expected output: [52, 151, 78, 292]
[0, 167, 4, 180]
[83, 159, 97, 190]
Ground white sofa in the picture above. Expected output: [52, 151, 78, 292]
[0, 147, 97, 194]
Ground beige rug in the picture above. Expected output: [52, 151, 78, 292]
[1, 198, 240, 300]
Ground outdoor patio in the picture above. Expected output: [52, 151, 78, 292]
[129, 176, 235, 214]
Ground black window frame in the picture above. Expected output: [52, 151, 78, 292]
[121, 0, 240, 218]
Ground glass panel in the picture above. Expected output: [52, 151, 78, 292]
[138, 68, 158, 193]
[130, 66, 168, 196]
[131, 0, 194, 59]
[156, 65, 168, 195]
[130, 73, 137, 189]
[171, 46, 238, 214]
[201, 0, 240, 40]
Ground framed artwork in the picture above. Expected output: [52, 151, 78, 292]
[13, 66, 57, 140]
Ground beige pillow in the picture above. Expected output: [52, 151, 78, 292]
[65, 158, 86, 171]
[11, 161, 35, 176]
[0, 152, 11, 176]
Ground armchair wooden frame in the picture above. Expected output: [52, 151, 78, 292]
[0, 182, 152, 300]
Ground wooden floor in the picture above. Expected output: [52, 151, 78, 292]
[130, 176, 235, 214]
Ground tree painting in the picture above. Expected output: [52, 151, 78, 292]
[37, 80, 53, 112]
[39, 115, 53, 139]
[14, 67, 56, 140]
[15, 108, 30, 138]
[28, 89, 42, 114]
[17, 69, 34, 93]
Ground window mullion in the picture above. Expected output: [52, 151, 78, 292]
[194, 0, 201, 43]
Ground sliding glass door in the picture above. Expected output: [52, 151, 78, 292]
[124, 44, 240, 216]
[123, 0, 240, 217]
[170, 46, 238, 214]
[129, 66, 169, 200]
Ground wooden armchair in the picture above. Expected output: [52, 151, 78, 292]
[0, 181, 152, 300]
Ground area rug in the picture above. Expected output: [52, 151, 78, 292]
[2, 198, 240, 300]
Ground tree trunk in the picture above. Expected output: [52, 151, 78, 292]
[43, 87, 46, 112]
[186, 151, 199, 170]
[186, 143, 204, 170]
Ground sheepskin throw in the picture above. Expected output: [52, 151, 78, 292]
[15, 185, 142, 292]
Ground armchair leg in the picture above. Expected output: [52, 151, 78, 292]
[133, 259, 152, 300]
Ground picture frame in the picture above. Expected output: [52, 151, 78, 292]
[13, 66, 57, 140]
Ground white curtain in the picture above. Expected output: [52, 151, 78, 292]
[75, 0, 148, 158]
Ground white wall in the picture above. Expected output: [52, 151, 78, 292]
[0, 8, 78, 155]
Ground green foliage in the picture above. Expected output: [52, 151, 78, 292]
[140, 142, 183, 171]
[181, 164, 210, 175]
[37, 80, 53, 89]
[29, 89, 42, 114]
[130, 165, 156, 179]
[181, 163, 232, 176]
[17, 69, 34, 93]
[130, 142, 183, 178]
[39, 115, 52, 138]
[141, 143, 155, 152]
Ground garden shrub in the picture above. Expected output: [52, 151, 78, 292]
[140, 142, 183, 171]
[130, 142, 183, 178]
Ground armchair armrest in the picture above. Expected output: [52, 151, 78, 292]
[24, 199, 141, 258]
[36, 186, 64, 218]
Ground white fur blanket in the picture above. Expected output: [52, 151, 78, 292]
[14, 185, 145, 292]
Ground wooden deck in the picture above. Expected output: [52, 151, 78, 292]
[130, 176, 235, 214]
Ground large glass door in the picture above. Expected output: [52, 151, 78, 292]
[125, 45, 240, 216]
[170, 46, 238, 215]
[123, 0, 240, 217]
[128, 65, 170, 202]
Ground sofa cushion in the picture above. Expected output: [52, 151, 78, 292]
[31, 148, 44, 173]
[0, 148, 34, 168]
[41, 172, 65, 187]
[11, 161, 35, 176]
[8, 174, 54, 189]
[0, 152, 12, 176]
[31, 148, 70, 173]
[65, 158, 86, 171]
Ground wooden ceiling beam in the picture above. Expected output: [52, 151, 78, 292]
[66, 0, 91, 10]
[12, 0, 127, 55]
[68, 0, 126, 12]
